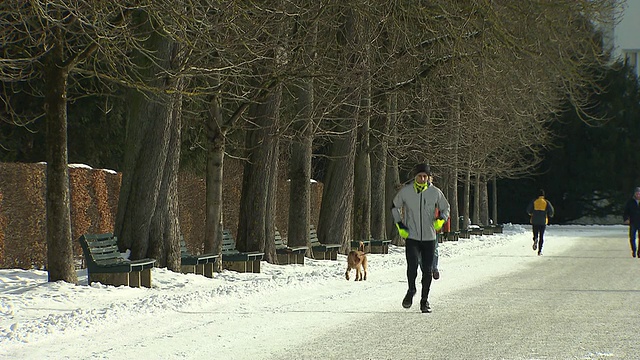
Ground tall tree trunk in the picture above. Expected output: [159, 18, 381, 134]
[492, 176, 498, 224]
[448, 94, 462, 232]
[237, 85, 282, 253]
[265, 136, 280, 263]
[204, 93, 226, 271]
[115, 11, 181, 270]
[353, 74, 371, 241]
[480, 175, 489, 225]
[472, 173, 481, 225]
[385, 93, 401, 243]
[43, 32, 76, 284]
[287, 12, 316, 251]
[447, 167, 459, 232]
[317, 7, 358, 253]
[318, 114, 356, 252]
[370, 91, 388, 240]
[463, 167, 471, 230]
[288, 79, 314, 249]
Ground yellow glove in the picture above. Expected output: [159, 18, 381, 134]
[396, 222, 409, 239]
[433, 218, 445, 231]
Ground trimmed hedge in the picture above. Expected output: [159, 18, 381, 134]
[0, 160, 322, 269]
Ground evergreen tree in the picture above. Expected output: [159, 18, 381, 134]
[499, 61, 640, 223]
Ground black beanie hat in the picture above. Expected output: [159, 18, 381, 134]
[413, 163, 431, 176]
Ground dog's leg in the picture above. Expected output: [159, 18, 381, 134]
[345, 267, 350, 280]
[362, 257, 368, 281]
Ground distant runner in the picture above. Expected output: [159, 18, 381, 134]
[623, 187, 640, 258]
[527, 189, 555, 256]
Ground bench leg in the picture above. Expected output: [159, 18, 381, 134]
[331, 250, 338, 261]
[276, 253, 290, 265]
[296, 254, 305, 265]
[181, 265, 196, 274]
[204, 263, 215, 278]
[128, 269, 152, 288]
[129, 272, 142, 287]
[252, 260, 261, 273]
[141, 268, 152, 288]
[90, 272, 129, 287]
[224, 261, 247, 273]
[196, 264, 205, 276]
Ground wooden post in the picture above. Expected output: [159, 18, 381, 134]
[140, 269, 152, 288]
[204, 263, 215, 278]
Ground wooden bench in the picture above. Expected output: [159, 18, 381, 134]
[309, 225, 341, 260]
[180, 235, 219, 278]
[459, 229, 470, 239]
[78, 233, 156, 288]
[222, 229, 264, 273]
[369, 239, 391, 254]
[350, 239, 371, 252]
[275, 230, 307, 265]
[482, 226, 494, 235]
[469, 227, 484, 236]
[352, 237, 391, 254]
[491, 224, 504, 233]
[445, 231, 460, 241]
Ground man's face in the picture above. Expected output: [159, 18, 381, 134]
[635, 191, 640, 200]
[415, 173, 429, 185]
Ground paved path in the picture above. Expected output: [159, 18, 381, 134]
[271, 227, 640, 360]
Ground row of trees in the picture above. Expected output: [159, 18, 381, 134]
[0, 0, 621, 284]
[498, 60, 640, 224]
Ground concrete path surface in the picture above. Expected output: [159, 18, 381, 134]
[270, 226, 640, 360]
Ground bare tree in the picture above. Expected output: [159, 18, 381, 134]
[286, 3, 321, 251]
[316, 6, 362, 252]
[0, 1, 136, 283]
[114, 9, 184, 269]
[236, 2, 287, 257]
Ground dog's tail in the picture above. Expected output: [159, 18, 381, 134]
[359, 241, 365, 253]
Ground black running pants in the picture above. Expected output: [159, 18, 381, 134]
[532, 224, 546, 251]
[405, 239, 436, 299]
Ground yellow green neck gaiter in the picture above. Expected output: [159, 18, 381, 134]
[414, 180, 428, 193]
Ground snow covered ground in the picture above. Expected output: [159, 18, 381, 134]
[0, 224, 626, 359]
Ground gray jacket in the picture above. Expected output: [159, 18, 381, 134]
[391, 183, 450, 241]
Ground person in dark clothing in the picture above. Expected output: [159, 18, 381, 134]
[623, 187, 640, 258]
[391, 163, 450, 313]
[526, 189, 555, 256]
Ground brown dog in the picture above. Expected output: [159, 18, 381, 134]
[345, 241, 368, 281]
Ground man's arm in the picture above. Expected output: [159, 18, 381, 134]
[391, 190, 404, 223]
[391, 189, 410, 238]
[437, 190, 451, 221]
[547, 201, 555, 218]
